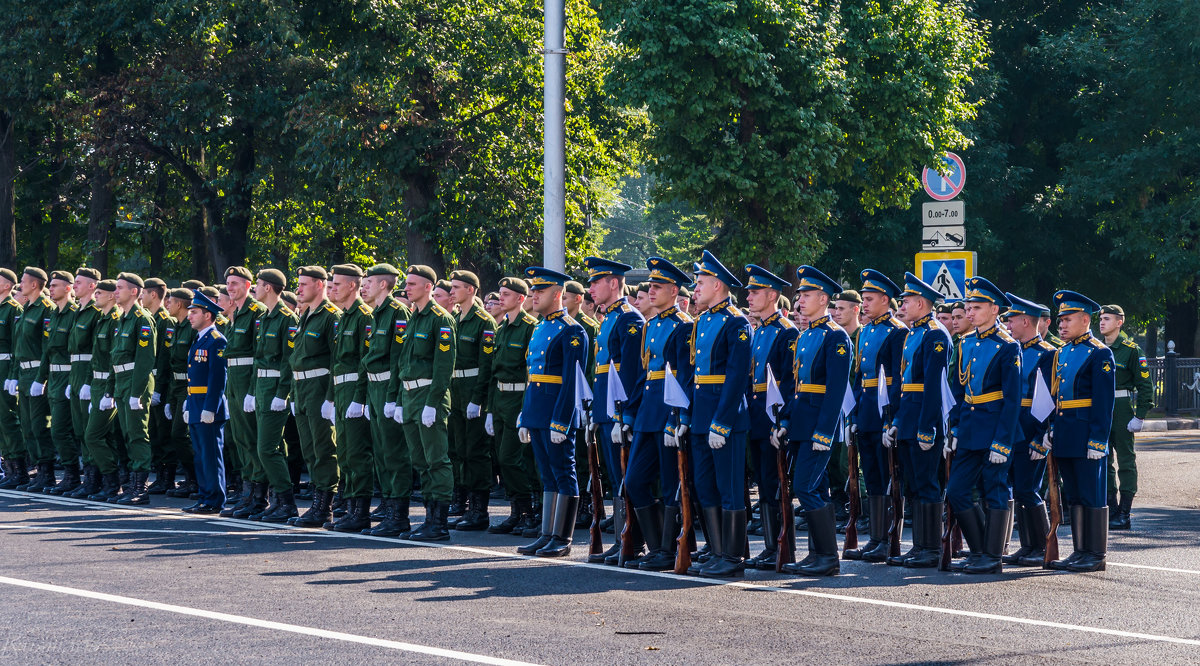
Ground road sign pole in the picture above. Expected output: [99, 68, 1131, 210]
[542, 0, 566, 272]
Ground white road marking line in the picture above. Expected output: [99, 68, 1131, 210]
[0, 524, 319, 537]
[6, 491, 1200, 647]
[1108, 561, 1200, 575]
[0, 575, 543, 666]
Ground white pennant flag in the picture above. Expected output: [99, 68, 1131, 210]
[1031, 367, 1055, 423]
[605, 361, 626, 420]
[663, 362, 690, 409]
[765, 364, 785, 424]
[574, 362, 593, 416]
[876, 364, 890, 418]
[940, 368, 956, 430]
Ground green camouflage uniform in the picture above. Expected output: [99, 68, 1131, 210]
[394, 299, 456, 501]
[38, 298, 80, 465]
[225, 297, 266, 483]
[166, 317, 198, 472]
[14, 292, 54, 464]
[449, 299, 496, 493]
[289, 298, 341, 491]
[68, 299, 103, 466]
[85, 306, 123, 474]
[253, 300, 299, 494]
[365, 295, 411, 499]
[0, 294, 22, 459]
[488, 309, 539, 499]
[111, 304, 157, 472]
[1107, 330, 1153, 502]
[330, 297, 373, 499]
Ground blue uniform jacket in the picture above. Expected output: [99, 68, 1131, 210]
[853, 313, 906, 432]
[748, 311, 798, 439]
[1049, 332, 1116, 458]
[949, 322, 1021, 456]
[521, 309, 588, 435]
[591, 298, 645, 425]
[780, 315, 852, 448]
[683, 297, 751, 436]
[632, 306, 693, 434]
[895, 312, 950, 446]
[1018, 336, 1058, 453]
[186, 326, 229, 423]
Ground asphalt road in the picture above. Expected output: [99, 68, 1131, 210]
[2, 431, 1199, 664]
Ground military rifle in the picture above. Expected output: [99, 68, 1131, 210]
[1044, 451, 1061, 566]
[843, 424, 861, 556]
[674, 410, 694, 574]
[585, 416, 604, 558]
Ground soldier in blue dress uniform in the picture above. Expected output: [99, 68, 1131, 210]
[182, 289, 230, 514]
[1001, 293, 1058, 567]
[515, 267, 589, 558]
[844, 269, 906, 562]
[1046, 290, 1115, 572]
[679, 250, 751, 578]
[885, 273, 951, 567]
[623, 257, 694, 571]
[583, 257, 647, 565]
[945, 277, 1021, 573]
[771, 266, 851, 577]
[743, 264, 798, 570]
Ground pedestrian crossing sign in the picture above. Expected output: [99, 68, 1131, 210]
[915, 251, 975, 302]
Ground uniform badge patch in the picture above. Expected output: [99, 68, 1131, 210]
[836, 343, 847, 356]
[440, 326, 452, 340]
[934, 342, 945, 353]
[1102, 361, 1112, 373]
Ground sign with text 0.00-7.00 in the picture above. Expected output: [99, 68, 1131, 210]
[922, 201, 965, 250]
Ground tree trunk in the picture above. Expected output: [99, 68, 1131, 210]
[0, 112, 17, 267]
[190, 206, 212, 282]
[148, 168, 168, 276]
[402, 173, 445, 275]
[210, 121, 254, 274]
[1163, 278, 1198, 357]
[87, 158, 115, 275]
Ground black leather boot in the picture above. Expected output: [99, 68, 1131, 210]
[368, 498, 412, 536]
[291, 489, 334, 528]
[536, 495, 579, 557]
[166, 464, 197, 498]
[518, 492, 557, 554]
[68, 464, 100, 498]
[1018, 502, 1051, 567]
[225, 471, 243, 503]
[950, 503, 986, 572]
[746, 502, 780, 570]
[330, 485, 347, 518]
[331, 496, 371, 532]
[408, 500, 452, 542]
[903, 501, 943, 568]
[688, 507, 723, 575]
[0, 457, 27, 490]
[456, 490, 491, 531]
[1066, 506, 1108, 572]
[576, 492, 594, 529]
[1048, 505, 1086, 570]
[782, 504, 839, 576]
[701, 508, 748, 578]
[89, 471, 121, 502]
[885, 494, 912, 566]
[1004, 503, 1033, 564]
[19, 461, 56, 493]
[857, 496, 891, 562]
[233, 482, 269, 519]
[488, 499, 523, 534]
[47, 461, 82, 496]
[1110, 495, 1132, 531]
[221, 480, 255, 516]
[116, 471, 150, 505]
[146, 463, 174, 494]
[257, 489, 299, 523]
[520, 495, 543, 538]
[642, 505, 682, 571]
[630, 502, 670, 570]
[965, 505, 1011, 574]
[597, 497, 625, 565]
[448, 487, 467, 518]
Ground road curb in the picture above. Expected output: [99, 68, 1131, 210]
[1142, 418, 1200, 432]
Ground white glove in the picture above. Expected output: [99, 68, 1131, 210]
[151, 392, 162, 407]
[363, 404, 371, 420]
[290, 402, 296, 416]
[383, 402, 396, 419]
[320, 400, 336, 423]
[79, 384, 92, 401]
[100, 395, 115, 411]
[770, 427, 788, 449]
[1042, 432, 1053, 453]
[3, 379, 15, 395]
[812, 439, 830, 452]
[243, 395, 256, 413]
[550, 430, 567, 444]
[346, 401, 366, 419]
[271, 397, 287, 412]
[611, 423, 630, 445]
[466, 402, 481, 419]
[200, 410, 215, 424]
[393, 406, 404, 424]
[518, 427, 531, 444]
[919, 434, 935, 451]
[882, 426, 898, 448]
[485, 413, 494, 436]
[708, 431, 726, 449]
[988, 450, 1007, 464]
[88, 402, 92, 413]
[943, 434, 957, 456]
[65, 385, 72, 399]
[1029, 444, 1046, 461]
[1127, 417, 1143, 433]
[421, 405, 437, 427]
[128, 396, 143, 411]
[1087, 447, 1105, 460]
[675, 424, 690, 442]
[164, 403, 172, 421]
[849, 424, 858, 436]
[183, 410, 190, 424]
[30, 381, 44, 397]
[664, 431, 679, 448]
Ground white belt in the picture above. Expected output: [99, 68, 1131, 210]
[71, 354, 93, 363]
[498, 382, 526, 392]
[403, 378, 433, 390]
[453, 368, 479, 379]
[295, 368, 330, 381]
[93, 371, 111, 380]
[368, 371, 391, 382]
[50, 364, 72, 373]
[173, 372, 188, 381]
[257, 369, 281, 379]
[0, 353, 10, 361]
[333, 372, 360, 385]
[19, 361, 40, 370]
[1114, 389, 1131, 398]
[227, 357, 254, 367]
[113, 363, 135, 373]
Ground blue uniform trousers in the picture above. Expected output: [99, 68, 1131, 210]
[790, 440, 832, 511]
[858, 430, 888, 496]
[1010, 441, 1047, 507]
[625, 431, 661, 507]
[690, 432, 746, 511]
[946, 448, 1012, 511]
[597, 427, 625, 493]
[1058, 455, 1106, 508]
[749, 437, 781, 505]
[531, 428, 578, 495]
[189, 421, 227, 508]
[900, 438, 944, 503]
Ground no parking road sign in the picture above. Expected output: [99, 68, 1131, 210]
[915, 251, 975, 302]
[922, 153, 966, 202]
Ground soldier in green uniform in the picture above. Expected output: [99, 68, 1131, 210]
[221, 266, 267, 516]
[62, 267, 103, 497]
[1039, 306, 1066, 348]
[287, 266, 341, 528]
[391, 265, 456, 541]
[1098, 304, 1153, 530]
[0, 269, 25, 489]
[162, 288, 199, 499]
[140, 278, 178, 494]
[359, 263, 413, 536]
[108, 273, 158, 504]
[447, 270, 497, 530]
[248, 268, 300, 522]
[485, 277, 540, 535]
[85, 280, 124, 502]
[12, 267, 56, 492]
[324, 263, 374, 532]
[564, 280, 599, 527]
[36, 270, 80, 494]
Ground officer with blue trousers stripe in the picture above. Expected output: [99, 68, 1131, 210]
[1045, 290, 1115, 573]
[1001, 293, 1057, 567]
[515, 267, 589, 558]
[945, 277, 1021, 573]
[884, 273, 951, 567]
[582, 257, 646, 565]
[679, 250, 751, 578]
[743, 264, 798, 571]
[772, 266, 852, 577]
[623, 257, 694, 572]
[182, 289, 230, 514]
[844, 269, 906, 563]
